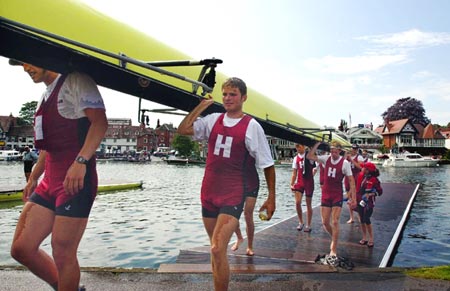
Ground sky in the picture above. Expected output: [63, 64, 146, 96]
[1, 0, 450, 129]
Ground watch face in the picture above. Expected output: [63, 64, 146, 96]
[77, 156, 88, 164]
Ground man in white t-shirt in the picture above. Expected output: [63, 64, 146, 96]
[178, 77, 276, 291]
[9, 59, 107, 291]
[307, 141, 356, 266]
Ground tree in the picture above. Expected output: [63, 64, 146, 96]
[381, 97, 430, 126]
[17, 101, 38, 126]
[172, 134, 196, 157]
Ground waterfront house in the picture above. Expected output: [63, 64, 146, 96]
[377, 118, 446, 155]
[346, 124, 383, 150]
[438, 127, 450, 150]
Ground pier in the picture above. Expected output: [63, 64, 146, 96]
[159, 183, 420, 273]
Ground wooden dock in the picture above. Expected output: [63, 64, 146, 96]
[159, 183, 420, 273]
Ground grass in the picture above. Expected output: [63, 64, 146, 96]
[405, 265, 450, 281]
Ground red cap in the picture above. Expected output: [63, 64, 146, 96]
[364, 162, 377, 172]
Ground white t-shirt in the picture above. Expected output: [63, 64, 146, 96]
[193, 113, 274, 169]
[37, 72, 105, 119]
[317, 154, 352, 176]
[291, 152, 315, 169]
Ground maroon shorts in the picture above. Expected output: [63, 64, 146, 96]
[292, 179, 314, 197]
[321, 192, 343, 207]
[30, 151, 97, 218]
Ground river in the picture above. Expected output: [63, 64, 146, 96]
[0, 160, 449, 268]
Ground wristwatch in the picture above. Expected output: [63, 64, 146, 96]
[75, 156, 89, 165]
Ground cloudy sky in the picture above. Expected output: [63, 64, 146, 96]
[1, 0, 450, 129]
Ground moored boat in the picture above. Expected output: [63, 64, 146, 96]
[371, 154, 389, 165]
[0, 181, 143, 203]
[165, 157, 205, 165]
[0, 150, 21, 161]
[382, 153, 439, 168]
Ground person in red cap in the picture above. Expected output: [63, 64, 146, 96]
[355, 162, 383, 247]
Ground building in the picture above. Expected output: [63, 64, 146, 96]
[102, 118, 176, 157]
[0, 114, 34, 150]
[0, 115, 178, 156]
[376, 119, 446, 155]
[437, 127, 450, 150]
[345, 124, 382, 149]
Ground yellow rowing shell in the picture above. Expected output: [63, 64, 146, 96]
[0, 0, 349, 147]
[0, 181, 143, 203]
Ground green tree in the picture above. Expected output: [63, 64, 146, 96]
[381, 97, 430, 126]
[17, 101, 38, 125]
[172, 134, 195, 157]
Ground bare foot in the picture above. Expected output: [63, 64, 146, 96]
[231, 238, 244, 251]
[246, 248, 254, 256]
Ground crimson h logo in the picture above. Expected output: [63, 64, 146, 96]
[214, 134, 233, 158]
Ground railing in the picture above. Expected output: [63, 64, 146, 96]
[395, 141, 445, 148]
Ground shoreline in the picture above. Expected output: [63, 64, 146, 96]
[1, 265, 449, 291]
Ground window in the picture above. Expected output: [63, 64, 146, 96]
[400, 135, 412, 145]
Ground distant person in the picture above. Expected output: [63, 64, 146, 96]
[307, 141, 356, 266]
[9, 59, 108, 291]
[177, 77, 276, 291]
[356, 162, 383, 248]
[344, 144, 363, 224]
[290, 143, 316, 232]
[361, 149, 370, 163]
[22, 146, 38, 182]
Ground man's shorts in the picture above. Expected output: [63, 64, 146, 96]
[202, 203, 244, 220]
[30, 152, 97, 218]
[321, 193, 344, 208]
[23, 160, 34, 173]
[357, 205, 373, 224]
[244, 187, 259, 199]
[292, 179, 314, 197]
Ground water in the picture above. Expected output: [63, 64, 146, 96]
[0, 160, 449, 268]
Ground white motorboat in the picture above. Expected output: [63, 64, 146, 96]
[0, 150, 21, 161]
[382, 153, 439, 168]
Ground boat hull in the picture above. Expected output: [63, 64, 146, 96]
[0, 182, 143, 203]
[165, 158, 205, 165]
[382, 155, 440, 168]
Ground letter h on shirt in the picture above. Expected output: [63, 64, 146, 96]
[328, 167, 337, 178]
[214, 134, 233, 158]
